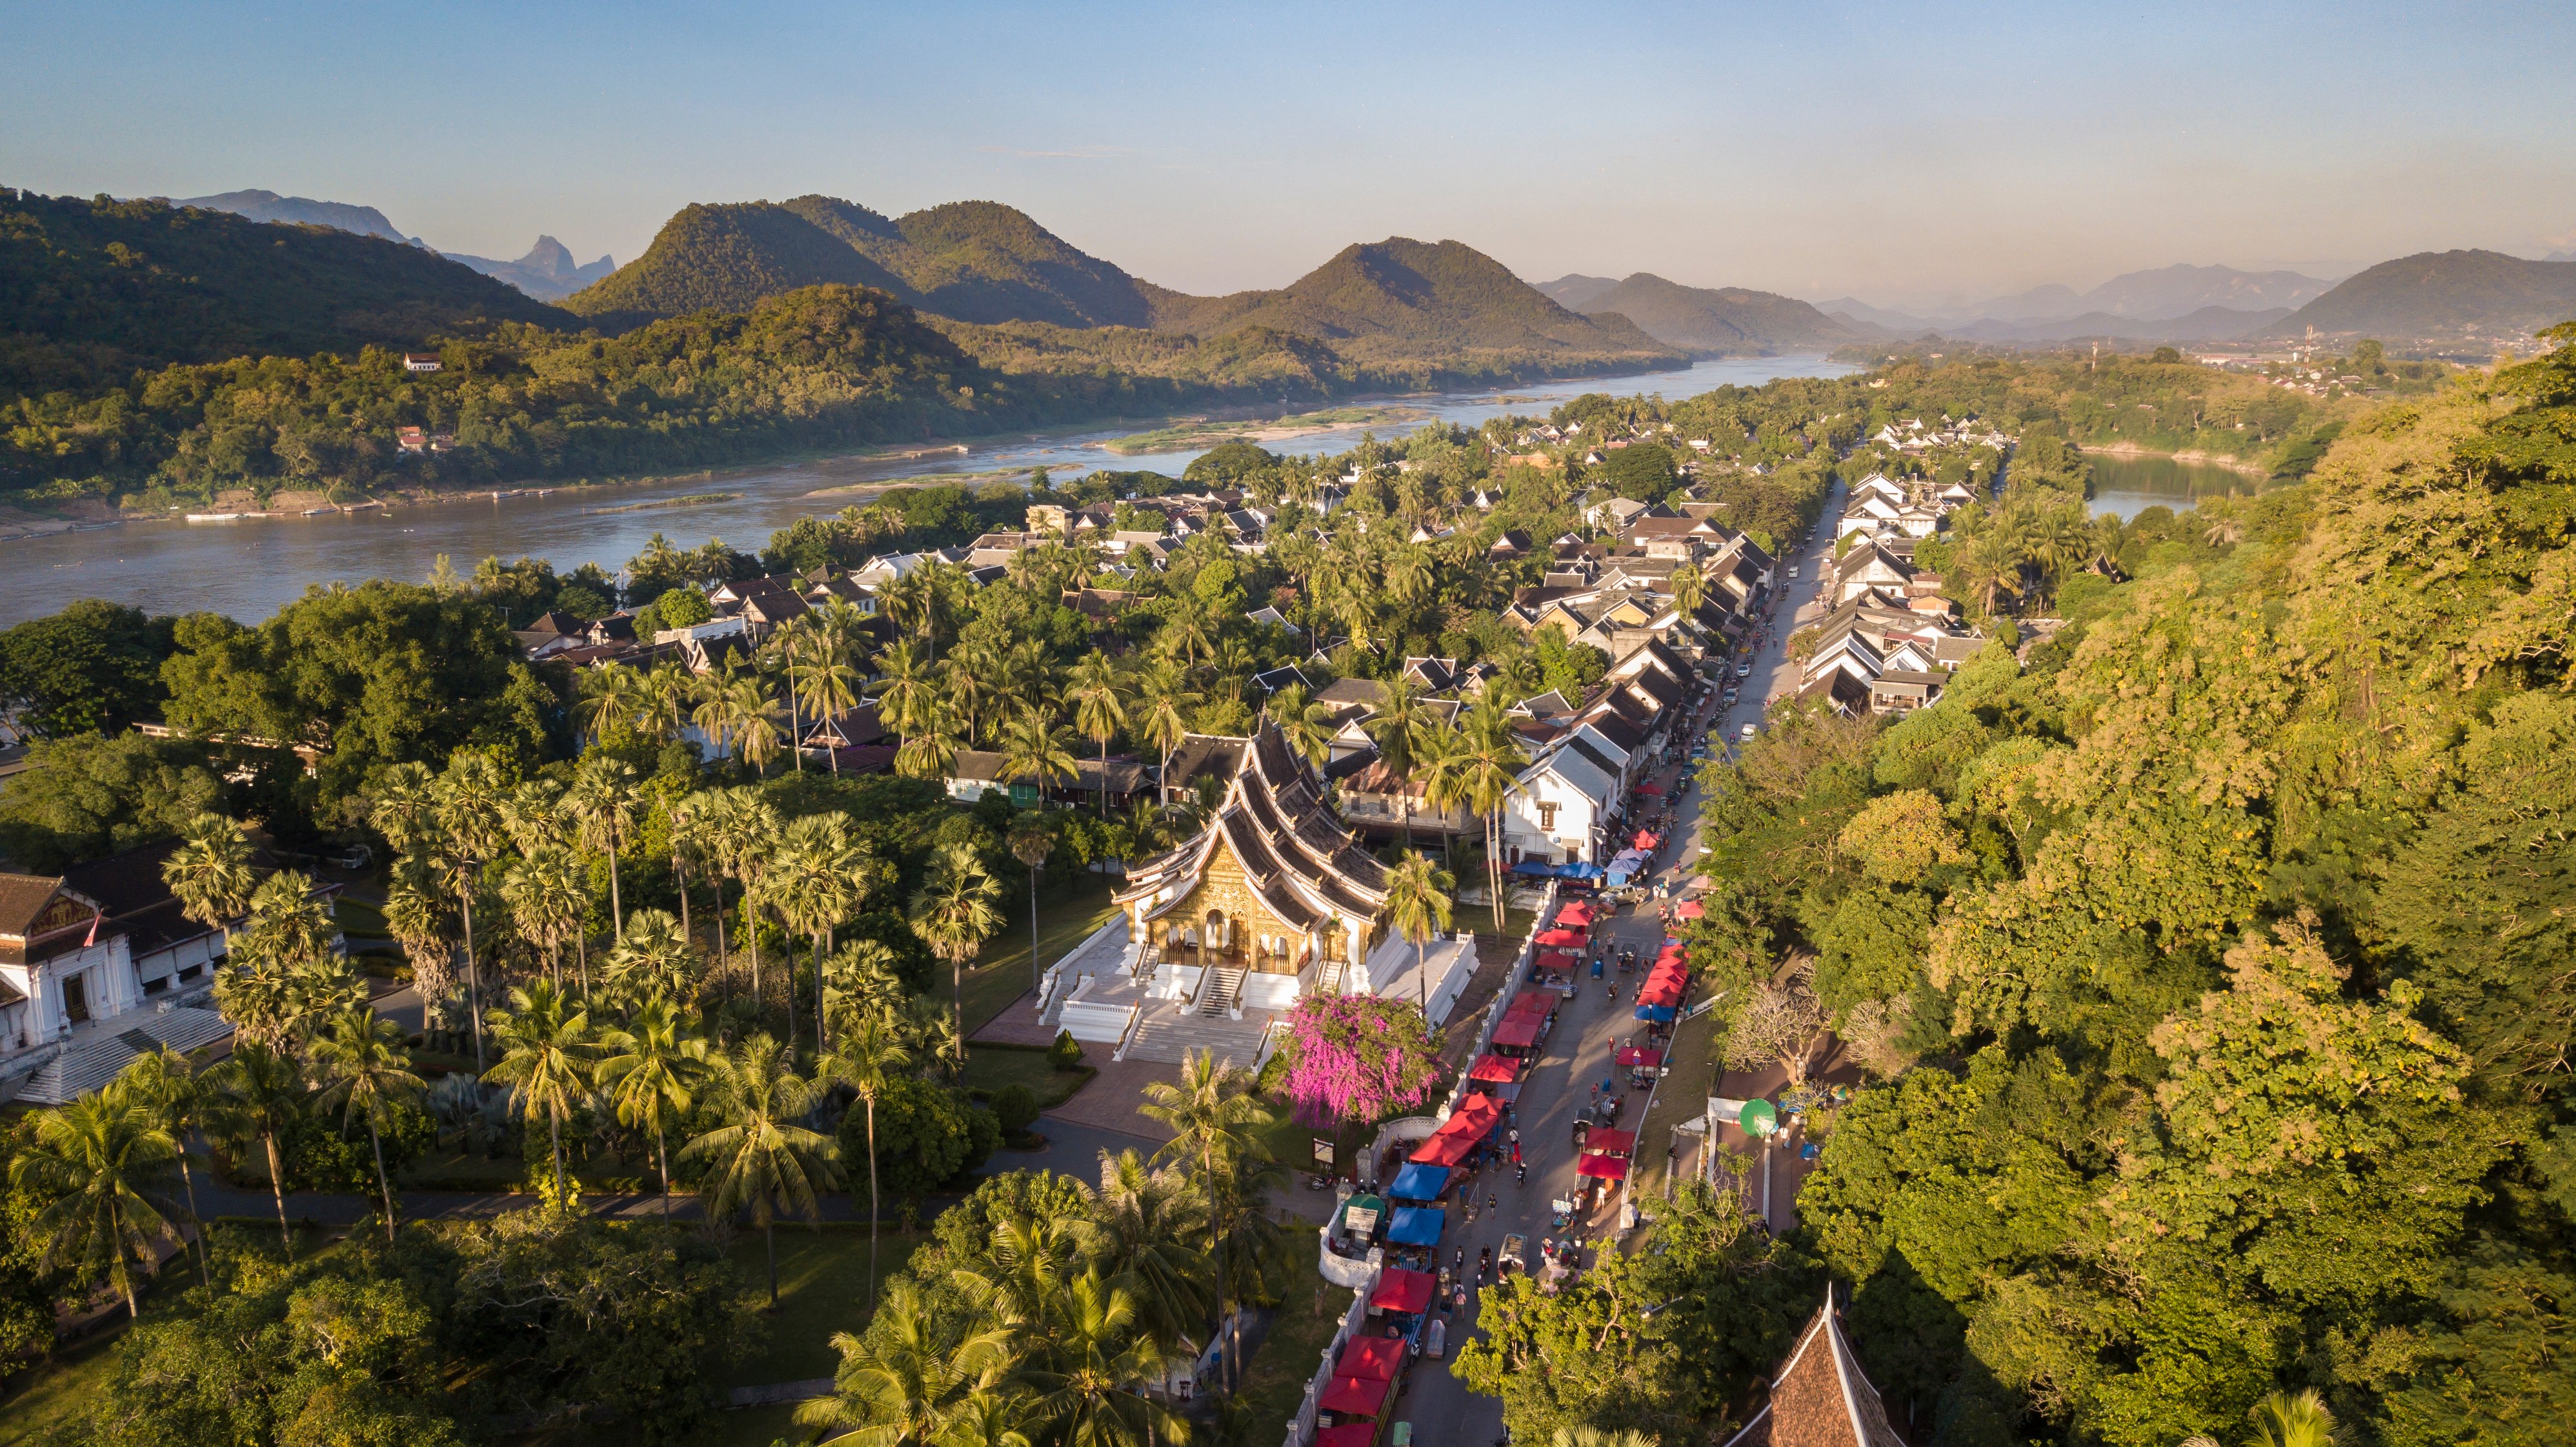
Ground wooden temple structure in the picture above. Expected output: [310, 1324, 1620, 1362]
[1720, 1286, 1909, 1447]
[1112, 722, 1392, 994]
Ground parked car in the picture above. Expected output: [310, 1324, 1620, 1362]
[1722, 687, 1738, 704]
[1736, 663, 1752, 678]
[1787, 565, 1799, 579]
[1740, 722, 1758, 741]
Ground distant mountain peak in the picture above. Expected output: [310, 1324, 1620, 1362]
[1556, 273, 1868, 356]
[2263, 248, 2576, 342]
[174, 188, 408, 244]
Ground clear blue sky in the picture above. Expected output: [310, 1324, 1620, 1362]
[6, 1, 2571, 306]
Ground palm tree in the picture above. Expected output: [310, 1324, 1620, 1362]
[937, 1388, 1036, 1447]
[1065, 649, 1127, 817]
[1551, 1429, 1660, 1447]
[596, 998, 709, 1219]
[1671, 560, 1707, 619]
[430, 752, 510, 1069]
[794, 603, 866, 774]
[112, 1049, 211, 1287]
[1383, 851, 1454, 1017]
[307, 1006, 425, 1243]
[729, 673, 789, 773]
[1020, 1270, 1185, 1447]
[2248, 1390, 2335, 1447]
[1426, 697, 1527, 930]
[1363, 675, 1435, 845]
[1157, 609, 1214, 673]
[1007, 814, 1057, 997]
[897, 717, 963, 783]
[1131, 661, 1198, 807]
[1140, 1047, 1274, 1390]
[204, 1040, 306, 1253]
[998, 706, 1078, 807]
[795, 1279, 1016, 1446]
[162, 813, 257, 935]
[501, 845, 588, 992]
[605, 907, 698, 1008]
[565, 753, 641, 942]
[1085, 1149, 1216, 1367]
[482, 981, 599, 1204]
[574, 662, 645, 743]
[681, 1033, 841, 1305]
[771, 813, 867, 1053]
[644, 661, 698, 744]
[9, 1089, 180, 1319]
[947, 645, 998, 747]
[911, 842, 1003, 1039]
[874, 639, 939, 749]
[1266, 683, 1334, 769]
[817, 1005, 911, 1302]
[705, 787, 780, 1011]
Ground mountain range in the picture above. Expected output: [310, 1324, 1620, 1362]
[563, 197, 1678, 371]
[2259, 250, 2576, 341]
[1536, 273, 1866, 356]
[174, 188, 415, 244]
[1811, 263, 2337, 339]
[443, 236, 617, 301]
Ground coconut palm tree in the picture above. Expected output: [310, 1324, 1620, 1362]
[1140, 1047, 1274, 1390]
[1670, 560, 1707, 620]
[1085, 1148, 1215, 1366]
[897, 717, 963, 783]
[1382, 850, 1456, 1018]
[946, 644, 998, 747]
[162, 812, 257, 935]
[874, 639, 939, 749]
[794, 603, 867, 774]
[770, 814, 867, 1052]
[644, 661, 698, 744]
[482, 981, 599, 1204]
[501, 845, 587, 993]
[565, 754, 641, 942]
[817, 1005, 911, 1302]
[573, 662, 645, 742]
[795, 1279, 1015, 1446]
[307, 1006, 425, 1243]
[998, 706, 1079, 809]
[1065, 650, 1127, 817]
[1363, 675, 1436, 845]
[1007, 814, 1057, 997]
[1551, 1429, 1660, 1447]
[431, 752, 510, 1069]
[681, 1033, 841, 1305]
[703, 787, 781, 1011]
[2248, 1389, 2335, 1447]
[1426, 697, 1527, 931]
[911, 842, 1003, 1039]
[1266, 683, 1335, 769]
[1130, 661, 1198, 807]
[203, 1040, 306, 1253]
[9, 1089, 180, 1319]
[1020, 1270, 1185, 1447]
[937, 1388, 1037, 1447]
[112, 1049, 210, 1287]
[595, 998, 708, 1219]
[1156, 609, 1214, 673]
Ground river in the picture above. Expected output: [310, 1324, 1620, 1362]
[2087, 452, 2264, 520]
[6, 356, 1853, 626]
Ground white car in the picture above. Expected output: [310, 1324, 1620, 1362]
[1787, 565, 1799, 579]
[1740, 723, 1758, 741]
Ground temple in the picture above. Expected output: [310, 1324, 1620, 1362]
[1720, 1287, 1909, 1447]
[1037, 721, 1477, 1066]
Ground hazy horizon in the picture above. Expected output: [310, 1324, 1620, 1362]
[7, 1, 2571, 310]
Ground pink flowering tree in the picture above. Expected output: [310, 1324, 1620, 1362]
[1279, 993, 1447, 1128]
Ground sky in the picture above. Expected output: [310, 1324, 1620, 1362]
[7, 1, 2573, 309]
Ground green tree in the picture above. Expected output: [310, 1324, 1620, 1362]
[8, 1088, 180, 1319]
[595, 998, 709, 1219]
[481, 981, 600, 1204]
[682, 1033, 841, 1304]
[204, 1038, 307, 1253]
[1140, 1047, 1274, 1390]
[306, 1005, 427, 1242]
[818, 1004, 911, 1302]
[1381, 849, 1456, 1017]
[911, 840, 1003, 1037]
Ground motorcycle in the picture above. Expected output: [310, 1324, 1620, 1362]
[1515, 1161, 1528, 1186]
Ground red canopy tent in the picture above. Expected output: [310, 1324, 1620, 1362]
[1409, 1130, 1474, 1167]
[1655, 944, 1689, 961]
[1491, 1016, 1542, 1049]
[1577, 1154, 1631, 1180]
[1639, 982, 1684, 1007]
[1614, 1047, 1664, 1068]
[1583, 1127, 1638, 1156]
[1636, 782, 1664, 796]
[1508, 990, 1554, 1016]
[1370, 1267, 1436, 1313]
[1316, 1426, 1378, 1447]
[1643, 969, 1687, 995]
[1320, 1374, 1394, 1417]
[1633, 830, 1661, 849]
[1411, 1095, 1502, 1164]
[1338, 1335, 1406, 1381]
[1535, 928, 1588, 949]
[1535, 951, 1581, 973]
[1671, 899, 1706, 920]
[1469, 1055, 1520, 1082]
[1555, 900, 1596, 926]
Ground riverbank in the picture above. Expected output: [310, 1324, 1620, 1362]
[2081, 440, 2270, 478]
[1100, 403, 1433, 455]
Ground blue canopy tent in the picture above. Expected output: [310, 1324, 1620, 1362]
[1561, 862, 1605, 879]
[1633, 1003, 1678, 1023]
[1510, 860, 1555, 876]
[1388, 1164, 1451, 1202]
[1385, 1206, 1445, 1247]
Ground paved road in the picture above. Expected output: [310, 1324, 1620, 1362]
[1714, 476, 1848, 754]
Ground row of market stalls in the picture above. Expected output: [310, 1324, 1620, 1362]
[1529, 895, 1598, 992]
[1633, 939, 1690, 1024]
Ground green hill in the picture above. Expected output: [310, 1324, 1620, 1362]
[1143, 238, 1682, 368]
[0, 188, 570, 398]
[2264, 249, 2576, 343]
[1564, 272, 1869, 355]
[557, 201, 910, 324]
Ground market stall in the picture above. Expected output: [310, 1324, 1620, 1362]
[1387, 1163, 1451, 1202]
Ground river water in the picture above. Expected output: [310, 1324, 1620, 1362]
[2087, 452, 2263, 520]
[7, 355, 1853, 626]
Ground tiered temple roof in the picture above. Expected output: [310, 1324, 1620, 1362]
[1720, 1288, 1907, 1447]
[1115, 722, 1390, 935]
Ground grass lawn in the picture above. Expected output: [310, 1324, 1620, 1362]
[334, 893, 392, 942]
[960, 1045, 1094, 1109]
[721, 1226, 927, 1387]
[395, 1148, 655, 1193]
[957, 873, 1118, 1034]
[1633, 982, 1720, 1200]
[1227, 1224, 1345, 1441]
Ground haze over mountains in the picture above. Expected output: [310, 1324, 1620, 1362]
[441, 237, 616, 302]
[1536, 273, 1866, 356]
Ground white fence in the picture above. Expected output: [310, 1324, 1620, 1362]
[1283, 1286, 1377, 1447]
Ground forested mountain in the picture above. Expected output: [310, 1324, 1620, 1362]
[1536, 273, 1621, 309]
[0, 188, 571, 398]
[443, 235, 616, 301]
[2264, 248, 2576, 341]
[1553, 272, 1868, 355]
[556, 201, 911, 323]
[1140, 238, 1678, 366]
[784, 196, 1160, 328]
[1938, 304, 2291, 344]
[2078, 261, 2333, 316]
[172, 188, 411, 243]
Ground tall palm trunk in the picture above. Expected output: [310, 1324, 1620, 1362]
[783, 924, 798, 1053]
[1029, 866, 1041, 996]
[175, 1152, 210, 1287]
[606, 831, 624, 944]
[367, 1117, 396, 1244]
[865, 1097, 882, 1302]
[657, 1122, 672, 1220]
[548, 1109, 566, 1202]
[673, 852, 690, 937]
[461, 891, 485, 1070]
[263, 1129, 292, 1254]
[765, 1220, 779, 1306]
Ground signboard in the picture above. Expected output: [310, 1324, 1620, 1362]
[1312, 1136, 1335, 1169]
[1343, 1204, 1380, 1235]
